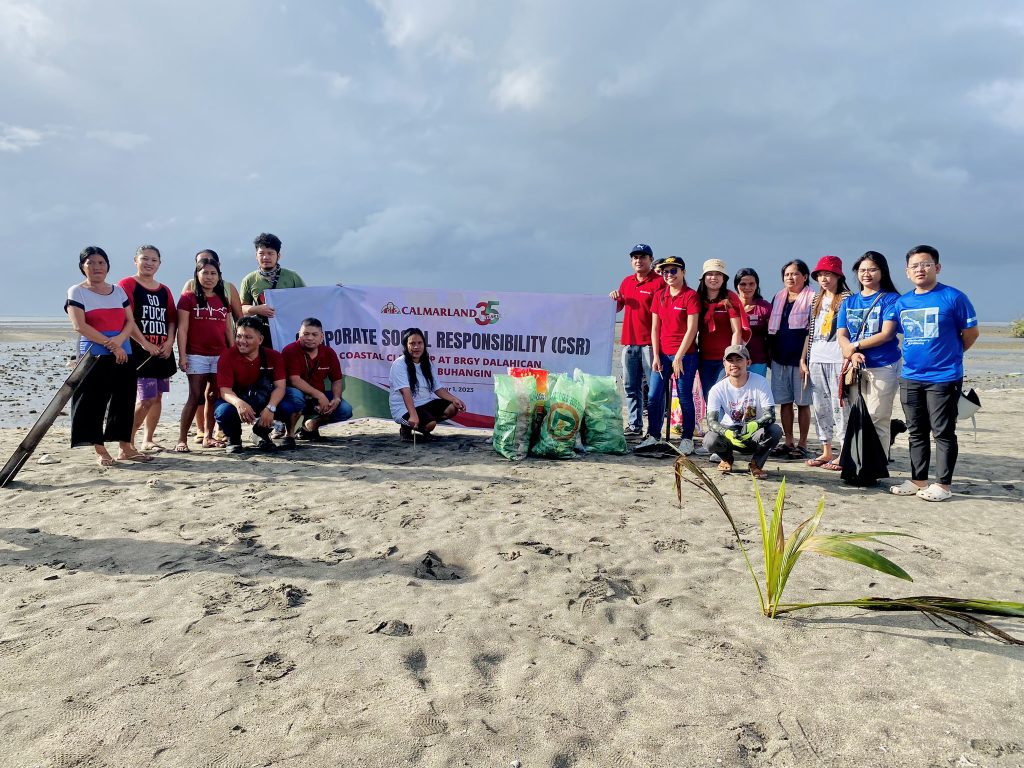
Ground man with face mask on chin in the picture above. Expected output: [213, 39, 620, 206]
[239, 233, 306, 349]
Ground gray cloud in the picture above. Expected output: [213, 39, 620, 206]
[2, 1, 1022, 319]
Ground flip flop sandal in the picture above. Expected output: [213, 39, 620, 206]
[805, 456, 829, 467]
[890, 480, 922, 496]
[917, 484, 952, 502]
[770, 444, 793, 458]
[120, 452, 154, 462]
[717, 460, 733, 473]
[203, 437, 227, 448]
[748, 465, 769, 480]
[140, 443, 164, 453]
[788, 447, 810, 460]
[173, 443, 191, 453]
[823, 461, 843, 471]
[96, 456, 117, 467]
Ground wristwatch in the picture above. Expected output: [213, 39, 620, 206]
[266, 404, 277, 413]
[852, 341, 860, 352]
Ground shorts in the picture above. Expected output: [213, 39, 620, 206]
[137, 376, 171, 400]
[771, 362, 812, 407]
[186, 354, 220, 376]
[399, 398, 451, 427]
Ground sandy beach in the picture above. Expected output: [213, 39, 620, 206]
[1, 320, 1022, 767]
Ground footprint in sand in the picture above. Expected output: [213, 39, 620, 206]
[85, 616, 120, 632]
[253, 652, 295, 683]
[403, 648, 429, 689]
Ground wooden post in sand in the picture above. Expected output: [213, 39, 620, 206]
[0, 352, 97, 488]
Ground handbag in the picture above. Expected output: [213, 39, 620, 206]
[840, 292, 886, 402]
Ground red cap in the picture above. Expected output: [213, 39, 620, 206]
[811, 255, 844, 278]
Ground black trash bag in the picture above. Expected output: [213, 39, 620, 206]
[840, 381, 890, 487]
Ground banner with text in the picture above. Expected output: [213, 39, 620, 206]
[266, 284, 615, 428]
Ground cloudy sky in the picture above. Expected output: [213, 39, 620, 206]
[2, 1, 1023, 319]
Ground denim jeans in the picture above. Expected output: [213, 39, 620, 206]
[621, 344, 652, 431]
[698, 358, 725, 403]
[303, 392, 354, 424]
[215, 386, 305, 443]
[647, 352, 698, 440]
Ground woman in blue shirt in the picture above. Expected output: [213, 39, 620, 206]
[837, 251, 902, 455]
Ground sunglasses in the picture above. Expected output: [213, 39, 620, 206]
[661, 267, 680, 275]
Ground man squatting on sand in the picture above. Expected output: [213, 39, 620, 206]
[702, 344, 783, 480]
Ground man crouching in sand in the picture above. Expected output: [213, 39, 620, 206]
[703, 345, 783, 479]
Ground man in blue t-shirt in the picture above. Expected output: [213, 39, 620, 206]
[888, 245, 979, 502]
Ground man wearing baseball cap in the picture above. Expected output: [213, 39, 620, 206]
[702, 344, 782, 479]
[609, 243, 661, 437]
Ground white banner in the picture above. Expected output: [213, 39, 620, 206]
[265, 284, 615, 427]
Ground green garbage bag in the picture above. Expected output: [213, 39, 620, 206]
[492, 374, 536, 461]
[530, 373, 585, 459]
[574, 370, 628, 455]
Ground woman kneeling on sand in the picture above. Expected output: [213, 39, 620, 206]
[388, 328, 465, 441]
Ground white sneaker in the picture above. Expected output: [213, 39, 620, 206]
[679, 438, 694, 455]
[694, 444, 710, 456]
[709, 452, 721, 463]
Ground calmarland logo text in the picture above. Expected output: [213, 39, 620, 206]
[379, 300, 501, 326]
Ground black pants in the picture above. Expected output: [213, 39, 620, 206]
[705, 423, 783, 468]
[70, 354, 138, 447]
[899, 378, 960, 485]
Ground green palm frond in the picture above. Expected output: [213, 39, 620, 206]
[670, 449, 1024, 644]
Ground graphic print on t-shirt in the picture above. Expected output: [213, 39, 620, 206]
[900, 307, 939, 344]
[729, 402, 758, 423]
[138, 291, 169, 343]
[845, 306, 882, 338]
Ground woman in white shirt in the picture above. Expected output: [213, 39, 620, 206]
[388, 328, 466, 441]
[800, 255, 852, 471]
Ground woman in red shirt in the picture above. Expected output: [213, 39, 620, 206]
[734, 268, 772, 377]
[638, 256, 701, 454]
[696, 259, 744, 402]
[175, 258, 233, 451]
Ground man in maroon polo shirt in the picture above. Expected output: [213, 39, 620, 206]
[609, 243, 661, 436]
[282, 317, 354, 441]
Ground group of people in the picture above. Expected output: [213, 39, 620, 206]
[64, 233, 470, 463]
[63, 233, 979, 498]
[66, 235, 338, 462]
[611, 243, 978, 500]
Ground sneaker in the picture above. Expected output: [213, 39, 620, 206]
[634, 435, 664, 454]
[399, 425, 414, 442]
[694, 443, 710, 456]
[281, 436, 297, 451]
[679, 438, 694, 455]
[709, 453, 721, 463]
[225, 442, 243, 454]
[624, 426, 642, 437]
[256, 437, 277, 452]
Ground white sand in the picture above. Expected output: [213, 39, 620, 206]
[1, 323, 1023, 767]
